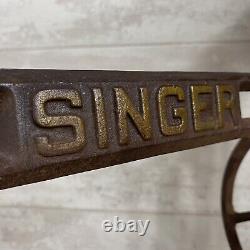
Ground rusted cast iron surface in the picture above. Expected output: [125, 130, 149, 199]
[1, 69, 250, 249]
[0, 69, 249, 190]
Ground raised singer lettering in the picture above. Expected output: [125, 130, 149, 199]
[33, 89, 85, 156]
[33, 84, 239, 156]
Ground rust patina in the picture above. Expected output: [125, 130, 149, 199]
[0, 69, 249, 249]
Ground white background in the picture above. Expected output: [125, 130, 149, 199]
[0, 0, 250, 249]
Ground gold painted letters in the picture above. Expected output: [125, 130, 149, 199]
[33, 89, 85, 156]
[114, 88, 152, 145]
[191, 85, 216, 131]
[158, 86, 187, 135]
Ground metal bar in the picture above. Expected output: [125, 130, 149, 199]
[0, 69, 250, 189]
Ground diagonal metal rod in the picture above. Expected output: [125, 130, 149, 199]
[235, 212, 250, 223]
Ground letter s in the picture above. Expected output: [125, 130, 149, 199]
[33, 89, 85, 156]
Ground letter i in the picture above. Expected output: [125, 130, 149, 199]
[93, 88, 108, 148]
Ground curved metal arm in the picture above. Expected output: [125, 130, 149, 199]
[222, 138, 250, 250]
